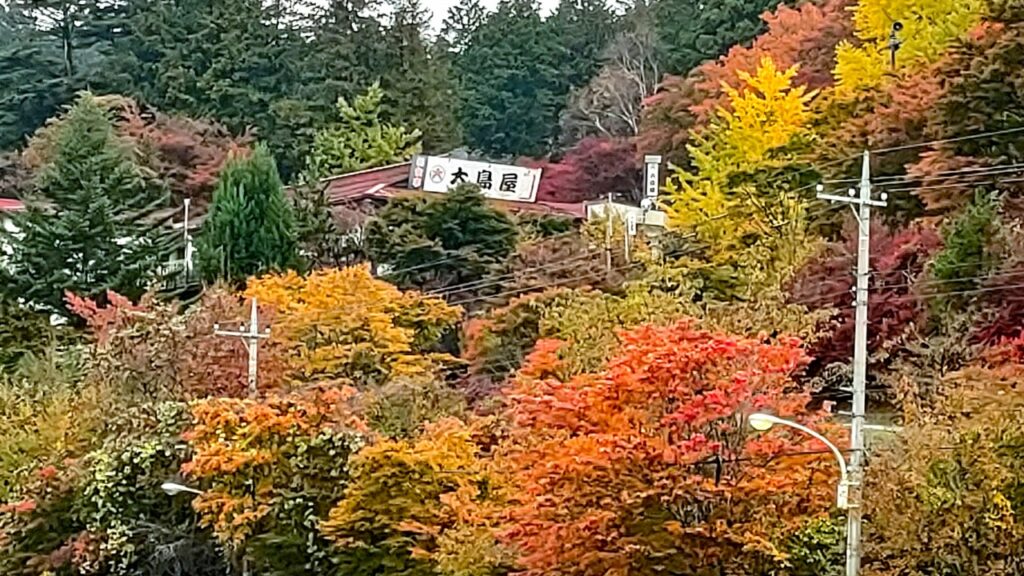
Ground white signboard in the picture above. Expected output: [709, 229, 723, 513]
[410, 155, 541, 203]
[644, 154, 662, 199]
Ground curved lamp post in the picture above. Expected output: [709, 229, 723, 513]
[160, 481, 203, 497]
[748, 413, 850, 510]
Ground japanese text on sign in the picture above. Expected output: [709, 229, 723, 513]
[410, 155, 542, 203]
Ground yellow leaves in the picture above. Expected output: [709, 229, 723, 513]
[244, 266, 461, 386]
[718, 58, 817, 166]
[832, 40, 890, 98]
[833, 0, 986, 96]
[665, 56, 817, 283]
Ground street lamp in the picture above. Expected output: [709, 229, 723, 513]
[161, 481, 203, 497]
[161, 482, 251, 576]
[747, 413, 850, 510]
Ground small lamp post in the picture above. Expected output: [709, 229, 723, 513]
[748, 413, 850, 510]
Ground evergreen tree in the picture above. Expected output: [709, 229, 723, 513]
[197, 144, 299, 284]
[380, 0, 462, 152]
[929, 191, 1000, 318]
[547, 0, 618, 91]
[364, 184, 518, 292]
[307, 83, 422, 177]
[0, 4, 68, 150]
[454, 0, 563, 157]
[0, 93, 176, 314]
[113, 0, 310, 179]
[653, 0, 791, 75]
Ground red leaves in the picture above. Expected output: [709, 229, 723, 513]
[789, 220, 942, 370]
[529, 138, 641, 203]
[500, 320, 837, 576]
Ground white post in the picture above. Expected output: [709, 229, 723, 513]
[183, 198, 193, 279]
[816, 150, 886, 576]
[214, 298, 270, 398]
[605, 193, 613, 274]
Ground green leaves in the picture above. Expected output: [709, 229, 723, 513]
[365, 184, 518, 293]
[307, 83, 422, 178]
[197, 144, 299, 284]
[1, 92, 176, 315]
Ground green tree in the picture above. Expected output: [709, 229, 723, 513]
[364, 184, 518, 292]
[0, 4, 68, 150]
[455, 0, 563, 157]
[929, 191, 1000, 320]
[0, 93, 175, 315]
[307, 83, 423, 178]
[653, 0, 792, 75]
[379, 0, 462, 153]
[197, 144, 298, 284]
[546, 0, 618, 91]
[113, 0, 310, 179]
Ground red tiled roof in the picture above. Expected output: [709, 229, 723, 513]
[321, 162, 585, 219]
[0, 198, 24, 212]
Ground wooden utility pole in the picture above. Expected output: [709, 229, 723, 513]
[214, 298, 270, 398]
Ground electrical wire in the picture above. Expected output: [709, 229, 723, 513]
[870, 125, 1024, 155]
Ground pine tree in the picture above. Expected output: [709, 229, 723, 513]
[454, 0, 563, 157]
[653, 0, 792, 75]
[546, 0, 618, 91]
[307, 83, 422, 178]
[114, 0, 309, 179]
[0, 92, 176, 314]
[197, 144, 299, 284]
[364, 184, 518, 292]
[379, 0, 462, 153]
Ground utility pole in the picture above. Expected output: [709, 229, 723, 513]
[605, 193, 614, 275]
[214, 298, 270, 398]
[182, 198, 193, 281]
[816, 150, 886, 576]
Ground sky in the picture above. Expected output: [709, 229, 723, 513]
[424, 0, 560, 31]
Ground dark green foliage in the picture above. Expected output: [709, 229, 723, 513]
[365, 184, 518, 291]
[547, 0, 618, 90]
[113, 0, 312, 179]
[197, 145, 298, 284]
[0, 93, 175, 315]
[454, 0, 564, 157]
[653, 0, 790, 75]
[0, 298, 53, 371]
[0, 5, 68, 150]
[931, 192, 1000, 301]
[378, 0, 462, 153]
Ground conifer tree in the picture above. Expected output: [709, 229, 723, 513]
[197, 144, 298, 284]
[307, 83, 422, 178]
[0, 92, 175, 314]
[364, 184, 518, 291]
[454, 0, 563, 157]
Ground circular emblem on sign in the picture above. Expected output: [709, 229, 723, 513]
[429, 166, 446, 184]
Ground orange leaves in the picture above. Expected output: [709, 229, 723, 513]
[244, 266, 461, 386]
[499, 320, 838, 576]
[182, 386, 366, 545]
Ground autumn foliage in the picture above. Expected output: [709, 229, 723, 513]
[499, 322, 840, 576]
[244, 266, 461, 386]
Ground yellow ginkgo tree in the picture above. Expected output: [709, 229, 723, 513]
[665, 57, 818, 286]
[832, 0, 986, 97]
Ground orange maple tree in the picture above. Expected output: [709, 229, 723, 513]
[499, 321, 841, 576]
[181, 386, 368, 570]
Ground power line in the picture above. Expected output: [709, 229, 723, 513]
[870, 126, 1024, 155]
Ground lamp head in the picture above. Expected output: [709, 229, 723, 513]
[161, 482, 186, 496]
[748, 413, 779, 432]
[161, 482, 201, 497]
